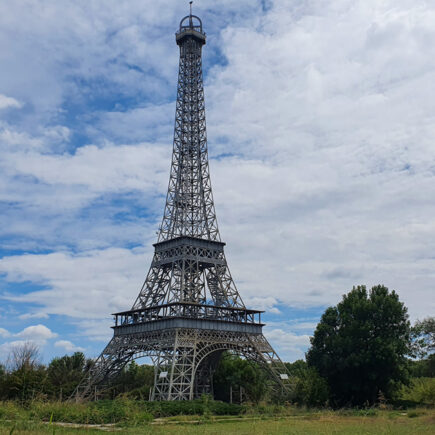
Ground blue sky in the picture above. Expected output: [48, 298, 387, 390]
[1, 0, 435, 363]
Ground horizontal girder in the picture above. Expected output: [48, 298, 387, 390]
[113, 302, 263, 324]
[113, 317, 263, 336]
[152, 236, 226, 269]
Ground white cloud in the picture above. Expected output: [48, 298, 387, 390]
[0, 340, 32, 358]
[73, 319, 114, 344]
[0, 325, 58, 361]
[15, 324, 58, 341]
[0, 124, 71, 153]
[18, 313, 49, 320]
[244, 296, 280, 313]
[0, 144, 166, 253]
[0, 94, 22, 110]
[264, 328, 311, 361]
[0, 327, 10, 338]
[0, 248, 151, 334]
[205, 0, 435, 321]
[290, 322, 318, 331]
[0, 139, 168, 250]
[6, 143, 168, 194]
[54, 340, 84, 352]
[90, 103, 174, 144]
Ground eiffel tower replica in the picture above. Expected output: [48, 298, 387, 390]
[74, 8, 291, 401]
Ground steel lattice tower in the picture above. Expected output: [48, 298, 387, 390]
[74, 10, 291, 401]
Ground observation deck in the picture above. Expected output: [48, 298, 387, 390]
[176, 14, 206, 45]
[112, 302, 264, 336]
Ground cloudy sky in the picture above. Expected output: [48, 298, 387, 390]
[0, 0, 434, 363]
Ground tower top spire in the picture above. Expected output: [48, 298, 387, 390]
[176, 2, 205, 45]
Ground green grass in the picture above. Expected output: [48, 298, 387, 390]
[0, 401, 433, 434]
[0, 412, 434, 434]
[0, 399, 153, 425]
[0, 399, 244, 424]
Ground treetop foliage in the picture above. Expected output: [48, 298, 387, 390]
[7, 342, 40, 372]
[307, 284, 411, 407]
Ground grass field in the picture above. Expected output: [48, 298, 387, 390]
[0, 409, 434, 434]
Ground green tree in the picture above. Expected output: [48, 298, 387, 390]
[0, 364, 6, 399]
[408, 358, 433, 378]
[111, 361, 154, 399]
[286, 360, 329, 407]
[213, 352, 268, 403]
[47, 352, 91, 400]
[307, 285, 411, 407]
[412, 317, 435, 354]
[410, 317, 435, 378]
[4, 342, 48, 401]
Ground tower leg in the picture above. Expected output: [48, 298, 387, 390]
[72, 336, 134, 401]
[245, 334, 293, 393]
[152, 329, 199, 400]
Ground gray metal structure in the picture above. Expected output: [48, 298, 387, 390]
[74, 11, 291, 401]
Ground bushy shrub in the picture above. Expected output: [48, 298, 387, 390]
[26, 399, 152, 424]
[293, 366, 329, 407]
[399, 378, 435, 405]
[29, 401, 91, 423]
[142, 398, 243, 417]
[209, 400, 243, 415]
[337, 408, 379, 417]
[0, 401, 25, 420]
[144, 399, 203, 417]
[286, 360, 329, 407]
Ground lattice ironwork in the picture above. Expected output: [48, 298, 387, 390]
[73, 9, 292, 402]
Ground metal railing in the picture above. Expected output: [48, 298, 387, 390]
[113, 302, 263, 327]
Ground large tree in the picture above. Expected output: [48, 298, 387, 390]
[307, 285, 411, 406]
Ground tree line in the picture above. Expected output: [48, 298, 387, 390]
[0, 285, 433, 407]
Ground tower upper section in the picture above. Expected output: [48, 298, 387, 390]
[158, 12, 219, 243]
